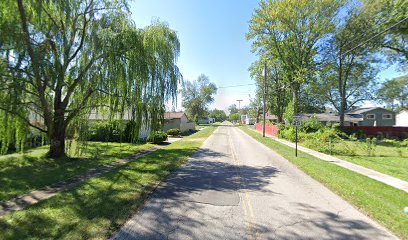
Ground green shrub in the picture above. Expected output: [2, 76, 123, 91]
[283, 100, 294, 125]
[280, 127, 297, 142]
[402, 138, 408, 147]
[146, 131, 168, 143]
[123, 120, 140, 143]
[301, 115, 323, 133]
[88, 120, 123, 142]
[167, 128, 181, 136]
[383, 139, 403, 157]
[181, 129, 196, 136]
[363, 138, 377, 156]
[301, 125, 346, 155]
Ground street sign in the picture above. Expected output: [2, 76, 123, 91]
[293, 115, 301, 126]
[293, 116, 301, 157]
[293, 120, 300, 126]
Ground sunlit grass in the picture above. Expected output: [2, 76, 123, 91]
[0, 126, 217, 239]
[0, 142, 154, 202]
[240, 126, 408, 239]
[331, 140, 408, 181]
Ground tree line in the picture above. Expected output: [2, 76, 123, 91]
[247, 0, 407, 126]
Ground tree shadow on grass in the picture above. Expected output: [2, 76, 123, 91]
[0, 143, 150, 202]
[0, 142, 392, 239]
[0, 145, 278, 239]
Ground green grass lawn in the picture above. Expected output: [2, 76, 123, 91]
[332, 140, 408, 182]
[196, 125, 207, 130]
[240, 126, 408, 239]
[0, 126, 217, 239]
[196, 122, 222, 130]
[280, 127, 408, 182]
[0, 141, 154, 202]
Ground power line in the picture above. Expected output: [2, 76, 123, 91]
[218, 83, 256, 89]
[342, 16, 408, 56]
[341, 11, 402, 51]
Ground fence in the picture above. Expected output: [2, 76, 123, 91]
[342, 126, 408, 139]
[255, 123, 279, 137]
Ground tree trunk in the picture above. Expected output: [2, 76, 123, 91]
[338, 47, 345, 127]
[48, 130, 66, 158]
[339, 98, 345, 127]
[47, 110, 67, 158]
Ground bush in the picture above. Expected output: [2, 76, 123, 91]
[281, 127, 297, 142]
[363, 138, 377, 156]
[402, 138, 408, 147]
[383, 138, 404, 157]
[146, 131, 168, 143]
[301, 116, 324, 133]
[88, 120, 123, 142]
[167, 128, 181, 136]
[300, 124, 348, 155]
[283, 100, 294, 124]
[123, 120, 140, 143]
[181, 129, 197, 136]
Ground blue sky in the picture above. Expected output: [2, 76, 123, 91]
[130, 0, 405, 111]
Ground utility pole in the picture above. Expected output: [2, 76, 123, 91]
[263, 61, 267, 137]
[236, 100, 243, 110]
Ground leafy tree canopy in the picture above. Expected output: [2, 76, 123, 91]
[229, 113, 240, 122]
[181, 74, 217, 120]
[377, 75, 408, 111]
[208, 109, 227, 122]
[247, 0, 343, 114]
[228, 104, 238, 115]
[362, 0, 408, 68]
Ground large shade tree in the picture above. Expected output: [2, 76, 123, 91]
[208, 109, 227, 122]
[248, 0, 343, 115]
[249, 58, 288, 123]
[0, 0, 181, 157]
[362, 0, 408, 67]
[181, 74, 217, 121]
[313, 9, 380, 126]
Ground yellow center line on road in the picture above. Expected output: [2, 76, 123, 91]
[228, 128, 260, 240]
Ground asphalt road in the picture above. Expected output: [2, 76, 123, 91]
[113, 125, 396, 240]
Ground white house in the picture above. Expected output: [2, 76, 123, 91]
[396, 110, 408, 126]
[241, 115, 255, 125]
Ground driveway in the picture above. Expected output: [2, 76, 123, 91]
[113, 125, 396, 239]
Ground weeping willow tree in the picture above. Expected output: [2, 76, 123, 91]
[0, 0, 181, 158]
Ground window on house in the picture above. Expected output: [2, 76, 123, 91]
[382, 114, 392, 119]
[366, 114, 375, 120]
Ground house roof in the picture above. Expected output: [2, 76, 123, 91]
[298, 113, 362, 123]
[164, 112, 186, 120]
[346, 107, 394, 114]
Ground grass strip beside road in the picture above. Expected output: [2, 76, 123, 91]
[0, 142, 154, 202]
[240, 126, 408, 239]
[0, 126, 217, 240]
[336, 153, 408, 182]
